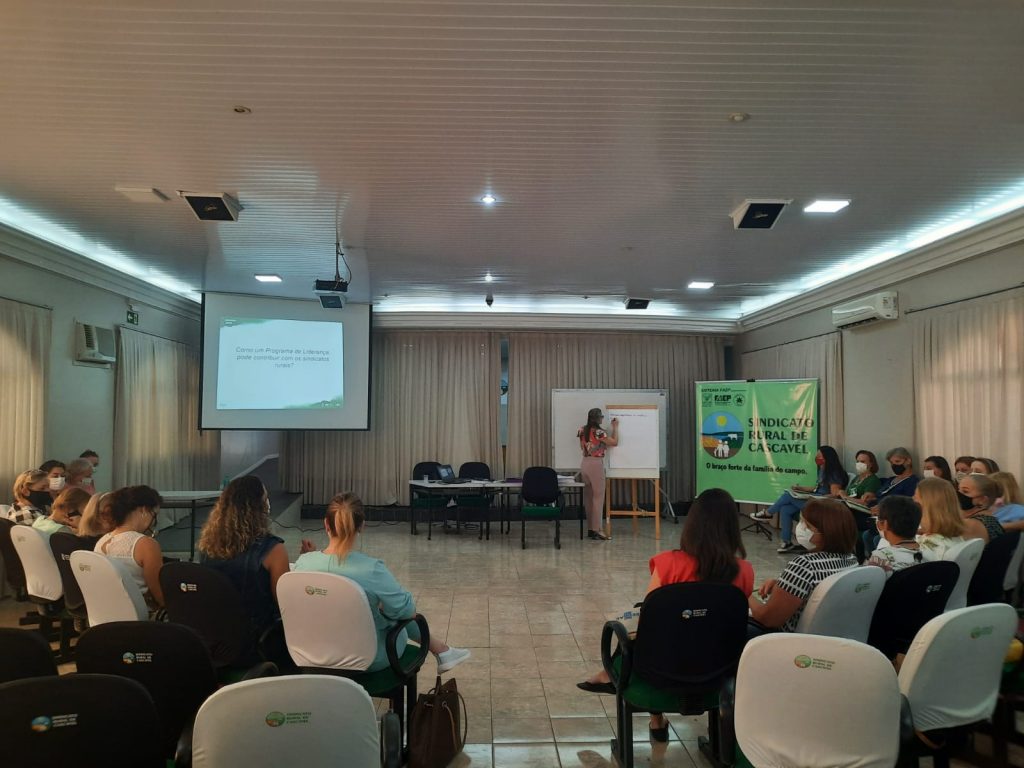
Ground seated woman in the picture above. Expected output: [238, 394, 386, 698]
[40, 460, 67, 499]
[991, 471, 1024, 531]
[95, 485, 165, 607]
[749, 445, 847, 554]
[923, 455, 955, 486]
[199, 476, 313, 664]
[953, 456, 975, 482]
[958, 473, 1005, 546]
[78, 491, 113, 538]
[32, 486, 90, 539]
[835, 449, 881, 501]
[865, 496, 923, 577]
[971, 457, 1000, 474]
[293, 492, 470, 674]
[64, 458, 96, 496]
[748, 498, 858, 635]
[859, 447, 920, 508]
[4, 469, 51, 525]
[577, 488, 754, 740]
[915, 477, 969, 560]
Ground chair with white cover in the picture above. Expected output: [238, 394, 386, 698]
[733, 633, 903, 768]
[277, 571, 429, 751]
[795, 565, 885, 642]
[943, 538, 984, 612]
[10, 525, 75, 661]
[70, 550, 148, 626]
[177, 673, 400, 768]
[1003, 534, 1024, 601]
[898, 603, 1017, 767]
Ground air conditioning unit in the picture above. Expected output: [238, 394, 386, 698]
[831, 291, 899, 329]
[75, 323, 116, 364]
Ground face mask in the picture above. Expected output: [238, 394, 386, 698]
[923, 469, 935, 478]
[890, 463, 906, 475]
[795, 521, 817, 551]
[958, 492, 975, 511]
[48, 476, 65, 491]
[955, 471, 968, 482]
[855, 461, 868, 474]
[27, 490, 52, 510]
[81, 477, 93, 486]
[814, 456, 825, 467]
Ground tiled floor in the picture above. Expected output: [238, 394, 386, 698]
[1, 513, 1017, 766]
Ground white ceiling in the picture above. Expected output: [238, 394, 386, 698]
[2, 0, 1023, 321]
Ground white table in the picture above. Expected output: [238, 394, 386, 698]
[408, 479, 585, 540]
[157, 490, 221, 560]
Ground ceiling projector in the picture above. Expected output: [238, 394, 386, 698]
[314, 277, 348, 309]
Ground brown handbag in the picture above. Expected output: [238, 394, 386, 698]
[408, 675, 467, 768]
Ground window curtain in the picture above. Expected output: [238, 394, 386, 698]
[282, 330, 502, 506]
[505, 332, 724, 501]
[740, 332, 845, 449]
[113, 328, 220, 490]
[913, 291, 1024, 475]
[0, 297, 51, 495]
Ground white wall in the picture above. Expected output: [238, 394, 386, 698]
[735, 240, 1024, 463]
[220, 430, 281, 481]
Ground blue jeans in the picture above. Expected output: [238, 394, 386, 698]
[767, 491, 807, 544]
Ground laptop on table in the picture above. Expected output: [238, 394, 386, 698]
[437, 464, 471, 484]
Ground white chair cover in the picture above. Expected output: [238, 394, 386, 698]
[278, 571, 378, 670]
[1003, 535, 1024, 591]
[795, 565, 885, 642]
[735, 633, 901, 768]
[942, 538, 985, 611]
[190, 675, 380, 768]
[70, 550, 148, 625]
[899, 604, 1017, 732]
[10, 525, 63, 602]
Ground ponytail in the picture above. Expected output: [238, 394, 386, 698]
[325, 492, 365, 561]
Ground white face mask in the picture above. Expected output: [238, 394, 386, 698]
[923, 469, 935, 478]
[81, 477, 93, 486]
[795, 521, 817, 551]
[854, 461, 868, 474]
[49, 476, 65, 491]
[955, 470, 968, 482]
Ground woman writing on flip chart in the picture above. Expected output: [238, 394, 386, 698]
[578, 408, 619, 541]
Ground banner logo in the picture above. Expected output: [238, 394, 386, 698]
[701, 412, 744, 459]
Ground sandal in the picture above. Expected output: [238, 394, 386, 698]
[649, 724, 670, 742]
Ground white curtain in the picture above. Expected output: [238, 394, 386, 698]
[505, 332, 724, 501]
[0, 297, 51, 495]
[740, 332, 844, 448]
[113, 328, 220, 490]
[283, 330, 502, 506]
[913, 290, 1024, 476]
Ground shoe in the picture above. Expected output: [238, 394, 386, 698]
[649, 724, 670, 742]
[777, 541, 796, 553]
[588, 530, 610, 541]
[436, 647, 471, 673]
[750, 510, 773, 520]
[576, 680, 615, 694]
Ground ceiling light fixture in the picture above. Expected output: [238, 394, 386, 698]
[480, 194, 496, 205]
[233, 105, 252, 114]
[254, 274, 282, 283]
[804, 200, 850, 213]
[484, 272, 494, 282]
[688, 281, 715, 290]
[727, 112, 750, 123]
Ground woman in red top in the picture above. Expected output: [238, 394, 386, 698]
[577, 488, 754, 739]
[578, 408, 619, 540]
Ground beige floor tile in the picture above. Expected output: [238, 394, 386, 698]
[490, 660, 540, 679]
[551, 716, 615, 743]
[539, 659, 592, 678]
[465, 716, 493, 744]
[544, 693, 608, 718]
[492, 744, 562, 768]
[447, 743, 493, 768]
[492, 694, 550, 719]
[555, 743, 617, 768]
[493, 677, 545, 698]
[492, 717, 555, 744]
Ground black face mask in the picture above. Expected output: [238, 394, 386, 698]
[957, 491, 975, 511]
[890, 463, 906, 475]
[27, 490, 52, 510]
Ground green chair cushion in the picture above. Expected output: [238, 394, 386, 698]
[612, 656, 718, 714]
[351, 645, 422, 697]
[522, 505, 560, 519]
[412, 496, 447, 510]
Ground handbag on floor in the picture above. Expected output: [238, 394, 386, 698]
[408, 675, 467, 768]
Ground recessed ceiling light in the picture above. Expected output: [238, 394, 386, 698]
[804, 200, 850, 213]
[688, 281, 715, 290]
[727, 112, 750, 123]
[484, 272, 494, 282]
[254, 274, 282, 283]
[233, 105, 252, 114]
[480, 194, 496, 205]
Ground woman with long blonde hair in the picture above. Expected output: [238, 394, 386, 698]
[293, 492, 471, 674]
[78, 491, 112, 538]
[915, 477, 977, 560]
[991, 471, 1024, 532]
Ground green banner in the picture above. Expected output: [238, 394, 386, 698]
[695, 379, 819, 504]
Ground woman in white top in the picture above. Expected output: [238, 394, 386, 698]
[915, 477, 975, 560]
[94, 485, 165, 607]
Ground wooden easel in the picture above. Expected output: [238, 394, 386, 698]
[604, 475, 661, 540]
